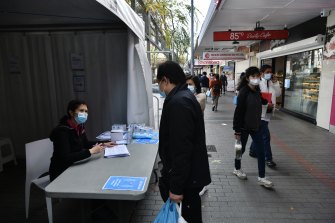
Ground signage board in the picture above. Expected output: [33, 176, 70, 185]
[194, 60, 223, 65]
[202, 52, 246, 60]
[214, 30, 289, 41]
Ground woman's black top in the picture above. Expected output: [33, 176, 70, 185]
[49, 118, 94, 181]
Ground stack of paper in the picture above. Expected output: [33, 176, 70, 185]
[104, 145, 130, 158]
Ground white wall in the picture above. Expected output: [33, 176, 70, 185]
[235, 60, 250, 88]
[317, 11, 335, 129]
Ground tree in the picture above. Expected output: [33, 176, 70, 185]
[126, 0, 198, 65]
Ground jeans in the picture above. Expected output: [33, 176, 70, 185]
[235, 128, 266, 178]
[250, 120, 273, 161]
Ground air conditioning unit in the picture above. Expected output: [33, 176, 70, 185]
[257, 35, 325, 59]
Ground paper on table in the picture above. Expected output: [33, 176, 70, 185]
[102, 176, 147, 191]
[104, 145, 130, 158]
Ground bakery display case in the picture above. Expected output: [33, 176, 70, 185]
[284, 49, 322, 119]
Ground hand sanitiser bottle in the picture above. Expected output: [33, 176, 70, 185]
[235, 139, 242, 160]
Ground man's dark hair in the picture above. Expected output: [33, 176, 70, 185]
[260, 64, 272, 73]
[157, 61, 186, 85]
[202, 71, 207, 75]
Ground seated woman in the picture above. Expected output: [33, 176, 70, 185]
[49, 99, 114, 181]
[186, 75, 206, 113]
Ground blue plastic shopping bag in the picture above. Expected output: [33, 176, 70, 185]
[206, 90, 211, 98]
[233, 95, 238, 105]
[153, 198, 178, 223]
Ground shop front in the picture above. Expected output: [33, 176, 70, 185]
[257, 35, 325, 123]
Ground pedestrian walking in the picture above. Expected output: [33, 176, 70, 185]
[209, 74, 222, 111]
[249, 65, 281, 168]
[233, 66, 274, 188]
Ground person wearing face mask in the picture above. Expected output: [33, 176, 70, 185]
[186, 75, 206, 113]
[49, 99, 115, 181]
[157, 61, 211, 223]
[249, 65, 281, 168]
[233, 66, 274, 188]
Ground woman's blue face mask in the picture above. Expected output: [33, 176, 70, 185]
[264, 73, 272, 80]
[75, 112, 88, 124]
[188, 85, 196, 94]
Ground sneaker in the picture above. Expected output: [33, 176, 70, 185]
[266, 160, 277, 168]
[233, 169, 247, 180]
[258, 177, 274, 188]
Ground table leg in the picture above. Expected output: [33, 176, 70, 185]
[46, 197, 53, 223]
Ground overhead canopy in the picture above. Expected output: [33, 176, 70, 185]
[196, 0, 335, 55]
[0, 0, 144, 40]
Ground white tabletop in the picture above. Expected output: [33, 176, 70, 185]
[45, 143, 158, 200]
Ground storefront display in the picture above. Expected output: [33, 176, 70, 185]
[284, 49, 322, 119]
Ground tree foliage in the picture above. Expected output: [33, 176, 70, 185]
[126, 0, 197, 65]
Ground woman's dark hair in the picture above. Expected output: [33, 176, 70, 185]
[260, 64, 272, 73]
[237, 66, 260, 91]
[60, 99, 87, 123]
[157, 61, 186, 85]
[186, 75, 201, 94]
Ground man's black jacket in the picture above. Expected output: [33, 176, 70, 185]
[159, 83, 211, 195]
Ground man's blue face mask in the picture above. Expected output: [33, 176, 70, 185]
[158, 79, 166, 97]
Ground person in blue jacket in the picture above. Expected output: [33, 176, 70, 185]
[157, 61, 211, 223]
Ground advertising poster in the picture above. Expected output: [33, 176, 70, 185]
[324, 25, 335, 60]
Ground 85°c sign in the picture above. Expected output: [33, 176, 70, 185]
[213, 30, 289, 41]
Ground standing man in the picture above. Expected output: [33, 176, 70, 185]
[157, 61, 211, 223]
[249, 64, 281, 168]
[220, 72, 228, 95]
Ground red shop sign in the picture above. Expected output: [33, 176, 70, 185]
[213, 30, 289, 41]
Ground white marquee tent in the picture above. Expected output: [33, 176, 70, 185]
[0, 0, 154, 156]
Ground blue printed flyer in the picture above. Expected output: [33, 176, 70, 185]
[102, 176, 147, 191]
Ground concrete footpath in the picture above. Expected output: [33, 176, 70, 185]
[132, 92, 335, 223]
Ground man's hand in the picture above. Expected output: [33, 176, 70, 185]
[169, 191, 183, 203]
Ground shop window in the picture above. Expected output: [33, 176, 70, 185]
[284, 49, 322, 119]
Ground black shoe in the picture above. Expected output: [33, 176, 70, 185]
[212, 106, 215, 111]
[266, 160, 277, 168]
[249, 152, 257, 158]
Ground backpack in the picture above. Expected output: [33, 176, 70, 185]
[213, 83, 220, 94]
